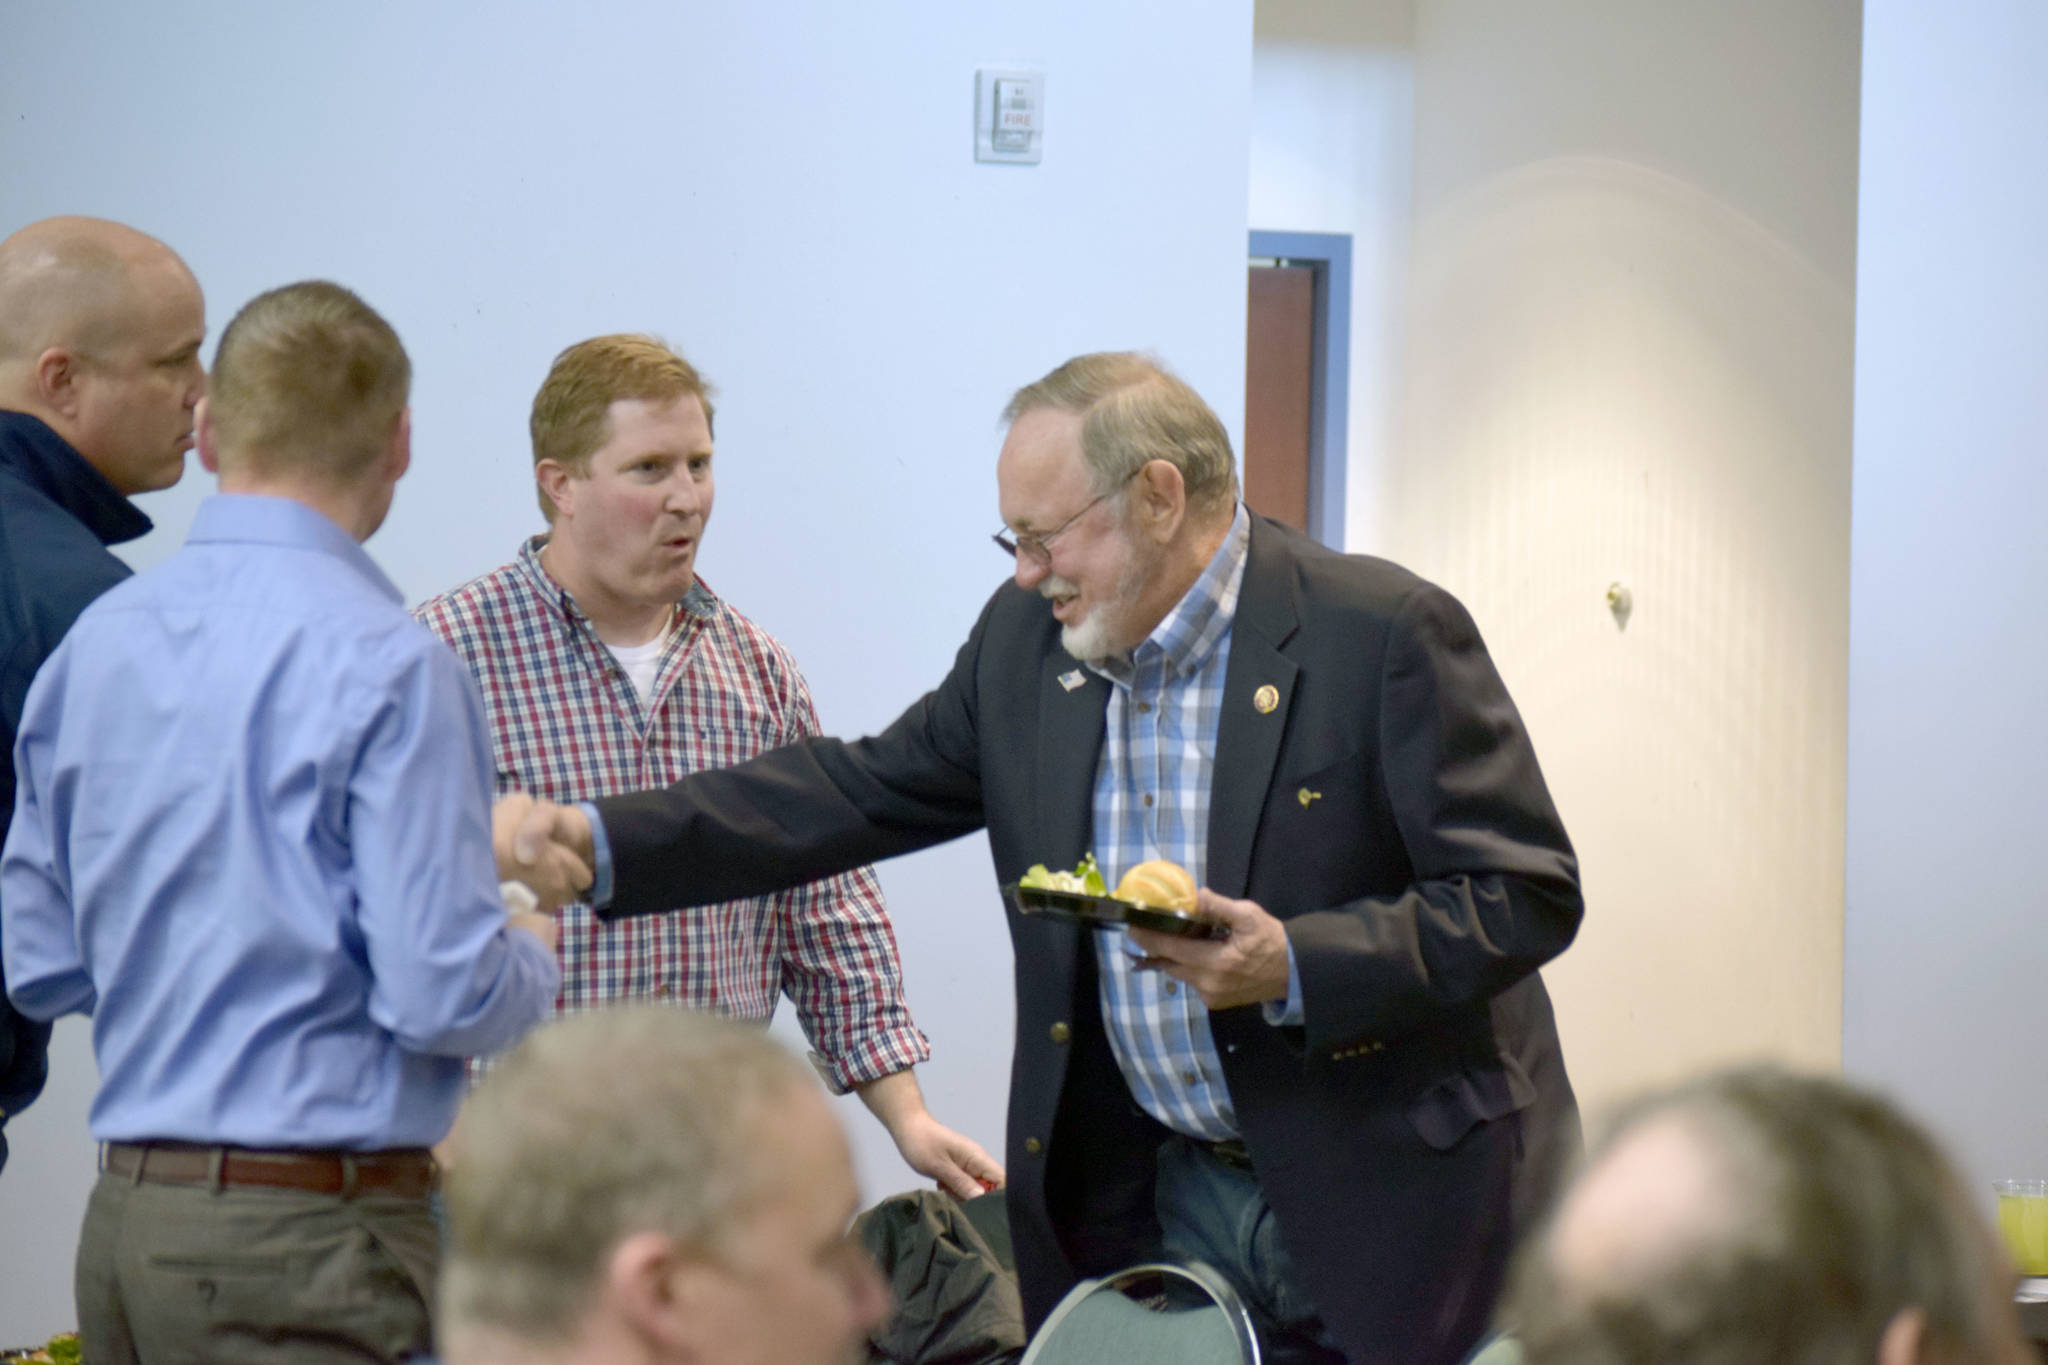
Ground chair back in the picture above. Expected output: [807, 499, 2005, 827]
[1461, 1333, 1525, 1365]
[1019, 1260, 1261, 1365]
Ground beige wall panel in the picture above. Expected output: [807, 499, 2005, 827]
[1389, 0, 1861, 1114]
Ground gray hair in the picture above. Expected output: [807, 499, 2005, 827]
[439, 1007, 815, 1344]
[1503, 1065, 2015, 1365]
[1003, 352, 1238, 516]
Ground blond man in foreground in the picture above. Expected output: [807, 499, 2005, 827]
[441, 1006, 891, 1365]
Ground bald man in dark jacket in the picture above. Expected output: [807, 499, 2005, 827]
[0, 216, 205, 1170]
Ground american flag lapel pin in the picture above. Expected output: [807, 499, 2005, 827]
[1059, 669, 1086, 692]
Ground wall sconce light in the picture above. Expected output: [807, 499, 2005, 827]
[1607, 581, 1634, 631]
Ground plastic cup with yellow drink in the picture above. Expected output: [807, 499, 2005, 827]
[1994, 1179, 2048, 1277]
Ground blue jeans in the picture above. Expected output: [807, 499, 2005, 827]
[1154, 1135, 1348, 1364]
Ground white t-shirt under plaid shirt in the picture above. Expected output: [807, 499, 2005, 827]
[1089, 503, 1253, 1141]
[415, 537, 928, 1089]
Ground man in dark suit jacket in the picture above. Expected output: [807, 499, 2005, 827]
[515, 353, 1583, 1365]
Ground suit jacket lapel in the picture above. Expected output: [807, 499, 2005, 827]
[1036, 653, 1110, 865]
[1208, 517, 1301, 899]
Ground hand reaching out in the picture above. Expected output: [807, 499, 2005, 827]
[491, 792, 594, 912]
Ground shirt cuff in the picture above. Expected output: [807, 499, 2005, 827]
[577, 801, 615, 909]
[815, 1030, 934, 1095]
[1262, 940, 1305, 1028]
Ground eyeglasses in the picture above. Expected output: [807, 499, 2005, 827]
[992, 469, 1139, 565]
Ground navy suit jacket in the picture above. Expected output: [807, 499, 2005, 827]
[597, 514, 1583, 1364]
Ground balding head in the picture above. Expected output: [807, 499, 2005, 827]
[1503, 1067, 2030, 1365]
[0, 216, 205, 494]
[1541, 1109, 1756, 1296]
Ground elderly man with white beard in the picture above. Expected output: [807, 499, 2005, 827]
[508, 350, 1585, 1365]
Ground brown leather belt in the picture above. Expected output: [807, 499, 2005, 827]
[103, 1141, 437, 1198]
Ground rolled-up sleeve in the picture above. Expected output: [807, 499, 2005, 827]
[779, 862, 930, 1091]
[765, 657, 928, 1090]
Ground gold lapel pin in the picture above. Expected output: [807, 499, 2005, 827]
[1298, 788, 1322, 808]
[1253, 684, 1279, 714]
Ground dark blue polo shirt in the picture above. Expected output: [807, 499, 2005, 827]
[0, 410, 152, 1173]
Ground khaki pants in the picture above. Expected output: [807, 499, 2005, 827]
[75, 1169, 437, 1365]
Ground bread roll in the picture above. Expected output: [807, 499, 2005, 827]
[1115, 859, 1197, 911]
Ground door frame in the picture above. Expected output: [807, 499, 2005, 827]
[1248, 230, 1351, 547]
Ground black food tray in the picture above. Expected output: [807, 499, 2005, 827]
[1003, 883, 1227, 939]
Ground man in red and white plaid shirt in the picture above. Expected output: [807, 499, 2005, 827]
[416, 334, 1002, 1197]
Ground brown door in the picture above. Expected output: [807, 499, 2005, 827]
[1244, 263, 1316, 532]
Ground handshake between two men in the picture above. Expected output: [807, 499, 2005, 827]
[490, 793, 598, 915]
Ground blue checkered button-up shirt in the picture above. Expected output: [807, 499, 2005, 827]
[1088, 502, 1258, 1141]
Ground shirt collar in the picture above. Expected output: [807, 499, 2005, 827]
[512, 534, 722, 627]
[0, 409, 154, 546]
[186, 494, 403, 603]
[1092, 501, 1252, 684]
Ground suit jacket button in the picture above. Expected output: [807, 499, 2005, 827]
[1049, 1022, 1070, 1044]
[1025, 1137, 1043, 1154]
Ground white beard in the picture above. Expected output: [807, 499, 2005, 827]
[1046, 544, 1155, 665]
[1059, 609, 1122, 665]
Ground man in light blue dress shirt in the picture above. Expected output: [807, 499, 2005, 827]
[0, 281, 563, 1364]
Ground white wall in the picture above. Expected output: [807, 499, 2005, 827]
[1248, 0, 1414, 553]
[0, 0, 1253, 1340]
[1844, 0, 2048, 1194]
[1384, 0, 1862, 1112]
